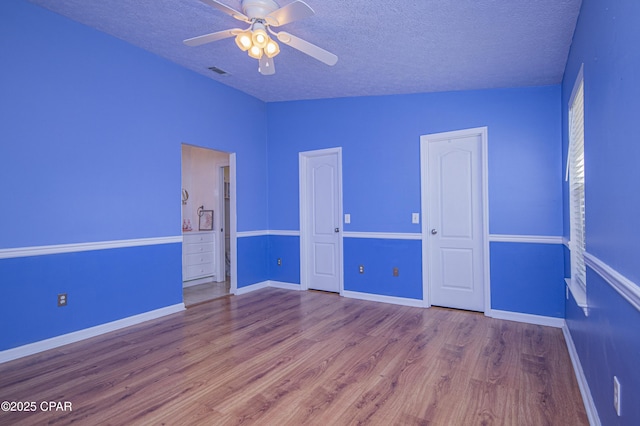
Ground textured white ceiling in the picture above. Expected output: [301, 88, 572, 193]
[28, 0, 582, 102]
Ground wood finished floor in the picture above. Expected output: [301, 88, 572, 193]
[183, 280, 231, 307]
[0, 288, 588, 425]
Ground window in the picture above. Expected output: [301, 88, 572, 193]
[567, 67, 587, 301]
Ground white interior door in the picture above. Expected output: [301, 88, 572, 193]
[300, 148, 343, 293]
[421, 128, 488, 312]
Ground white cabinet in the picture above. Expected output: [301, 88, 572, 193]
[182, 231, 215, 283]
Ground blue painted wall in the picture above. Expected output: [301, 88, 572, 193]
[490, 242, 564, 317]
[0, 0, 583, 359]
[562, 1, 640, 424]
[267, 87, 563, 309]
[237, 235, 301, 289]
[0, 0, 267, 247]
[267, 88, 562, 235]
[237, 236, 269, 288]
[344, 238, 422, 300]
[268, 235, 301, 285]
[0, 244, 181, 351]
[567, 271, 640, 425]
[0, 0, 267, 350]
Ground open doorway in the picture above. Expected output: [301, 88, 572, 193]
[181, 144, 235, 307]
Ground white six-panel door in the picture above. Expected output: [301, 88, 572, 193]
[299, 148, 343, 293]
[420, 128, 489, 312]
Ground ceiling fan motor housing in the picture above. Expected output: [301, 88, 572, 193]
[242, 0, 279, 20]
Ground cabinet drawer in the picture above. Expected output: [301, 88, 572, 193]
[184, 242, 214, 255]
[185, 252, 214, 266]
[185, 263, 214, 280]
[183, 232, 214, 244]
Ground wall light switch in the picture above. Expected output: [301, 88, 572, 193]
[412, 213, 420, 224]
[344, 214, 351, 224]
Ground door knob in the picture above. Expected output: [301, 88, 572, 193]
[335, 228, 340, 233]
[431, 229, 438, 235]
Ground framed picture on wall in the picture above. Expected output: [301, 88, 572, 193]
[199, 209, 214, 231]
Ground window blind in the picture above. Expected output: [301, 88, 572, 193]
[568, 78, 586, 290]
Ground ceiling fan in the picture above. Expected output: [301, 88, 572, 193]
[184, 0, 338, 75]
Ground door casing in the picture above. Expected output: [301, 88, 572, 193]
[228, 153, 237, 295]
[217, 163, 230, 284]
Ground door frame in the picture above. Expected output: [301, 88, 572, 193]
[299, 147, 344, 294]
[419, 127, 491, 313]
[229, 153, 237, 295]
[217, 163, 230, 284]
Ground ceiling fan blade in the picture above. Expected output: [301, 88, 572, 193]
[183, 28, 240, 46]
[265, 1, 314, 27]
[259, 56, 276, 75]
[198, 0, 249, 22]
[276, 31, 338, 66]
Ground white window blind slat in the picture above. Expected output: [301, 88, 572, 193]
[568, 77, 586, 290]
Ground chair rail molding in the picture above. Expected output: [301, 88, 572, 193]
[0, 236, 182, 259]
[585, 252, 640, 313]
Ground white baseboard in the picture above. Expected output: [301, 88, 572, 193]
[234, 281, 301, 295]
[342, 290, 426, 307]
[487, 309, 565, 328]
[235, 284, 424, 308]
[562, 325, 601, 426]
[0, 303, 185, 364]
[234, 281, 269, 295]
[268, 281, 302, 291]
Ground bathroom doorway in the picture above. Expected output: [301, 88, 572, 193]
[181, 144, 236, 307]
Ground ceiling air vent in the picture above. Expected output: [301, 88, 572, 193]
[208, 66, 229, 76]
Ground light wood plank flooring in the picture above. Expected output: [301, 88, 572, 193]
[183, 280, 231, 307]
[0, 288, 588, 425]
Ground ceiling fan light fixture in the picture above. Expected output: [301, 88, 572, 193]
[251, 23, 268, 48]
[264, 39, 280, 58]
[248, 44, 263, 59]
[234, 31, 253, 51]
[183, 0, 337, 75]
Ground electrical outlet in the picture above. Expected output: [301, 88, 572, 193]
[57, 293, 67, 307]
[359, 265, 364, 274]
[614, 376, 621, 416]
[277, 258, 282, 266]
[393, 267, 399, 277]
